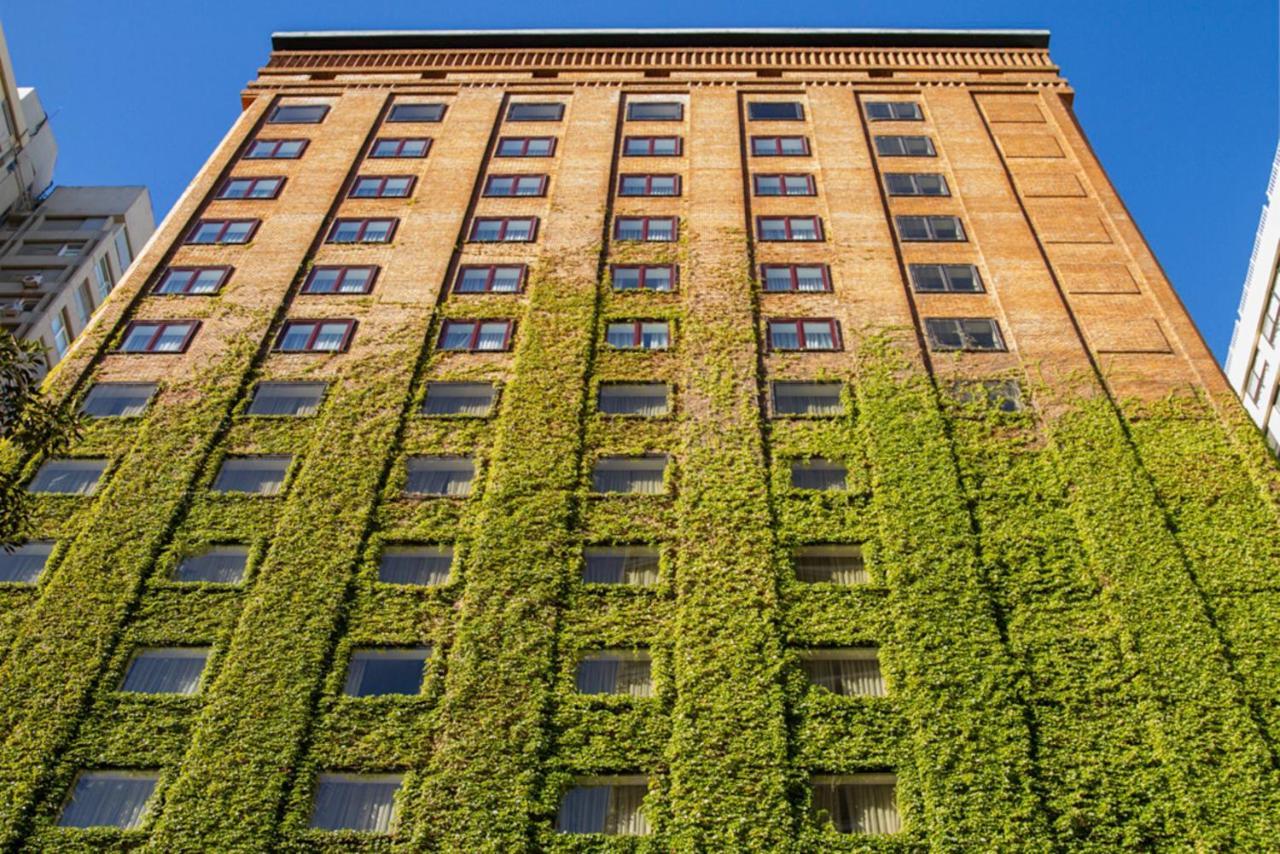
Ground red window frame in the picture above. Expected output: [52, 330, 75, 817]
[609, 264, 678, 292]
[495, 137, 557, 157]
[618, 174, 682, 197]
[348, 175, 417, 199]
[118, 320, 200, 353]
[482, 175, 549, 197]
[750, 136, 811, 157]
[301, 266, 379, 295]
[369, 138, 431, 159]
[273, 319, 357, 353]
[325, 218, 399, 244]
[153, 266, 233, 296]
[437, 319, 515, 352]
[244, 139, 308, 160]
[766, 318, 842, 351]
[215, 176, 285, 200]
[759, 264, 831, 293]
[755, 216, 824, 242]
[467, 217, 539, 243]
[622, 136, 683, 156]
[267, 104, 329, 124]
[606, 320, 670, 349]
[185, 219, 260, 245]
[453, 265, 528, 293]
[752, 174, 816, 196]
[613, 216, 678, 242]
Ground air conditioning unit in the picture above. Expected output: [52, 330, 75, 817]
[20, 274, 42, 289]
[3, 300, 22, 316]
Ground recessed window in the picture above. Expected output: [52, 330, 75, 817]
[767, 319, 840, 351]
[623, 136, 681, 156]
[274, 319, 355, 353]
[186, 219, 258, 245]
[753, 174, 815, 196]
[909, 264, 982, 293]
[592, 455, 668, 494]
[247, 381, 326, 416]
[874, 135, 935, 157]
[154, 266, 232, 295]
[120, 648, 209, 695]
[749, 102, 804, 121]
[379, 546, 452, 586]
[438, 319, 513, 352]
[81, 383, 157, 418]
[496, 136, 556, 157]
[582, 546, 659, 585]
[215, 176, 284, 200]
[326, 218, 397, 243]
[302, 266, 378, 295]
[598, 383, 669, 416]
[895, 215, 965, 242]
[245, 138, 307, 159]
[388, 103, 445, 123]
[28, 459, 107, 495]
[349, 176, 415, 199]
[344, 647, 430, 696]
[885, 173, 949, 197]
[119, 320, 199, 353]
[483, 175, 547, 197]
[455, 265, 525, 294]
[750, 136, 810, 157]
[812, 774, 900, 835]
[576, 651, 652, 696]
[268, 104, 328, 124]
[802, 649, 884, 696]
[1261, 287, 1280, 344]
[793, 545, 867, 584]
[614, 216, 677, 242]
[610, 264, 675, 292]
[772, 381, 842, 417]
[757, 216, 822, 241]
[468, 217, 537, 243]
[57, 771, 158, 829]
[21, 240, 85, 256]
[405, 456, 475, 497]
[790, 458, 847, 490]
[212, 456, 290, 495]
[619, 174, 680, 196]
[761, 264, 830, 293]
[1247, 356, 1269, 403]
[370, 138, 430, 158]
[865, 102, 923, 121]
[924, 317, 1005, 352]
[0, 542, 52, 583]
[173, 546, 247, 583]
[556, 777, 650, 836]
[422, 382, 498, 416]
[507, 102, 564, 122]
[310, 774, 402, 833]
[627, 102, 683, 121]
[950, 379, 1023, 412]
[606, 320, 669, 350]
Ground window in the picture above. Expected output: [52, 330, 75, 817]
[0, 542, 52, 583]
[866, 102, 923, 121]
[1247, 357, 1269, 403]
[94, 256, 114, 300]
[455, 265, 525, 294]
[186, 219, 258, 245]
[173, 546, 247, 583]
[885, 173, 949, 197]
[155, 266, 231, 295]
[610, 265, 675, 292]
[623, 136, 681, 156]
[21, 240, 85, 256]
[216, 176, 284, 200]
[326, 218, 397, 243]
[749, 102, 804, 121]
[245, 138, 307, 159]
[114, 231, 133, 270]
[1263, 287, 1280, 344]
[556, 777, 649, 836]
[812, 775, 899, 835]
[388, 102, 445, 122]
[576, 651, 652, 696]
[767, 319, 840, 351]
[895, 215, 965, 242]
[496, 136, 556, 157]
[924, 317, 1005, 352]
[311, 774, 402, 833]
[598, 383, 669, 416]
[606, 321, 669, 350]
[370, 138, 430, 158]
[757, 216, 822, 241]
[750, 136, 810, 156]
[248, 382, 326, 416]
[790, 459, 847, 491]
[119, 321, 199, 353]
[212, 456, 291, 495]
[422, 382, 498, 416]
[57, 771, 158, 830]
[344, 648, 430, 696]
[379, 546, 452, 586]
[405, 456, 475, 496]
[46, 216, 109, 232]
[82, 383, 157, 418]
[74, 282, 94, 324]
[627, 101, 683, 121]
[753, 174, 815, 196]
[619, 174, 680, 196]
[583, 546, 660, 585]
[909, 264, 982, 293]
[613, 216, 677, 242]
[592, 455, 667, 494]
[437, 319, 513, 352]
[468, 217, 537, 242]
[51, 309, 71, 358]
[874, 135, 936, 157]
[794, 545, 867, 584]
[274, 320, 355, 352]
[302, 266, 377, 295]
[507, 102, 564, 122]
[761, 265, 830, 293]
[802, 649, 884, 696]
[483, 175, 547, 197]
[950, 379, 1023, 413]
[120, 648, 209, 695]
[350, 176, 415, 199]
[27, 459, 107, 495]
[268, 104, 329, 123]
[772, 381, 842, 416]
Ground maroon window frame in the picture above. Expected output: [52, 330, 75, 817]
[755, 216, 824, 242]
[437, 319, 516, 352]
[605, 320, 670, 349]
[752, 174, 816, 196]
[325, 218, 399, 244]
[118, 320, 201, 353]
[369, 138, 431, 158]
[750, 136, 811, 157]
[495, 137, 557, 157]
[301, 266, 380, 295]
[610, 264, 678, 291]
[244, 139, 308, 160]
[273, 319, 357, 353]
[618, 174, 681, 197]
[767, 318, 843, 351]
[482, 175, 549, 197]
[153, 266, 233, 296]
[760, 264, 832, 293]
[454, 265, 528, 293]
[623, 136, 683, 156]
[215, 177, 285, 200]
[612, 216, 678, 242]
[185, 219, 260, 245]
[467, 217, 539, 243]
[348, 176, 417, 198]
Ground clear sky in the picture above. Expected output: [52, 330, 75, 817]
[6, 1, 1276, 361]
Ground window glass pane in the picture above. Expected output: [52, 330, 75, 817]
[916, 174, 947, 195]
[513, 176, 541, 195]
[783, 175, 811, 194]
[896, 216, 929, 240]
[121, 648, 208, 694]
[759, 218, 787, 240]
[389, 103, 444, 122]
[471, 220, 501, 241]
[475, 322, 510, 350]
[189, 223, 221, 243]
[152, 323, 193, 352]
[440, 322, 474, 350]
[652, 137, 679, 155]
[423, 382, 496, 416]
[379, 546, 452, 585]
[628, 102, 682, 120]
[812, 776, 900, 835]
[310, 775, 402, 833]
[769, 321, 799, 349]
[190, 269, 225, 294]
[598, 384, 668, 416]
[58, 772, 158, 829]
[278, 140, 305, 157]
[961, 319, 1000, 349]
[645, 219, 674, 241]
[248, 382, 325, 416]
[28, 459, 106, 495]
[306, 269, 342, 293]
[930, 216, 962, 240]
[223, 221, 254, 243]
[313, 322, 350, 351]
[270, 104, 327, 123]
[488, 267, 522, 291]
[278, 323, 314, 351]
[155, 270, 193, 294]
[796, 266, 826, 291]
[615, 218, 643, 240]
[773, 382, 842, 417]
[508, 102, 563, 121]
[0, 542, 52, 583]
[576, 654, 652, 696]
[592, 457, 666, 494]
[485, 176, 515, 196]
[526, 138, 554, 155]
[756, 176, 782, 195]
[362, 220, 393, 242]
[121, 323, 157, 351]
[910, 265, 946, 292]
[82, 383, 156, 418]
[173, 546, 247, 583]
[802, 321, 835, 350]
[651, 176, 677, 195]
[749, 102, 804, 120]
[612, 267, 640, 290]
[802, 652, 884, 696]
[371, 140, 398, 157]
[503, 219, 533, 241]
[583, 546, 660, 585]
[779, 137, 808, 154]
[405, 457, 474, 496]
[619, 176, 646, 195]
[221, 179, 252, 199]
[793, 545, 867, 584]
[338, 268, 374, 293]
[456, 269, 489, 293]
[212, 457, 290, 495]
[790, 460, 847, 490]
[606, 323, 636, 348]
[644, 267, 672, 290]
[763, 268, 793, 292]
[791, 219, 819, 240]
[943, 265, 981, 292]
[344, 648, 430, 696]
[885, 174, 915, 195]
[557, 785, 610, 833]
[640, 322, 669, 349]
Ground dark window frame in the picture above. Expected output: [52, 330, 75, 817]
[625, 101, 684, 121]
[618, 174, 682, 197]
[453, 264, 528, 294]
[185, 219, 260, 245]
[301, 266, 380, 295]
[748, 101, 805, 121]
[467, 217, 539, 243]
[437, 318, 516, 352]
[482, 174, 549, 198]
[908, 264, 984, 294]
[215, 176, 285, 200]
[506, 102, 565, 122]
[756, 216, 824, 242]
[348, 175, 417, 199]
[609, 264, 678, 292]
[760, 264, 831, 293]
[244, 138, 309, 160]
[118, 320, 200, 354]
[325, 218, 399, 244]
[752, 174, 817, 196]
[597, 382, 671, 417]
[924, 317, 1007, 352]
[247, 381, 328, 417]
[369, 137, 431, 159]
[884, 173, 950, 197]
[273, 318, 357, 353]
[865, 101, 924, 121]
[766, 317, 842, 351]
[613, 216, 678, 242]
[495, 136, 557, 157]
[874, 135, 936, 157]
[267, 104, 330, 124]
[387, 102, 447, 123]
[770, 381, 845, 417]
[750, 135, 811, 157]
[605, 319, 671, 350]
[622, 136, 683, 156]
[153, 266, 233, 296]
[895, 215, 967, 242]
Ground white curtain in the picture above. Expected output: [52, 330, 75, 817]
[310, 775, 401, 832]
[598, 386, 667, 416]
[791, 462, 846, 491]
[407, 460, 474, 496]
[59, 772, 157, 829]
[175, 548, 247, 584]
[774, 383, 841, 416]
[583, 548, 660, 586]
[214, 458, 288, 495]
[607, 784, 650, 835]
[813, 778, 899, 834]
[476, 323, 509, 350]
[313, 323, 348, 351]
[122, 649, 208, 695]
[576, 656, 651, 697]
[794, 550, 867, 585]
[424, 383, 494, 416]
[593, 465, 663, 495]
[0, 543, 51, 583]
[380, 548, 452, 585]
[250, 384, 323, 416]
[804, 655, 884, 697]
[557, 782, 650, 835]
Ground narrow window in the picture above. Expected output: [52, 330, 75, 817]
[605, 321, 669, 350]
[212, 456, 291, 495]
[173, 546, 247, 584]
[344, 648, 431, 696]
[369, 138, 430, 158]
[772, 381, 842, 416]
[27, 459, 107, 495]
[924, 318, 1006, 352]
[482, 175, 548, 197]
[790, 458, 847, 491]
[0, 542, 52, 583]
[185, 219, 258, 244]
[582, 546, 659, 586]
[750, 136, 810, 156]
[556, 777, 650, 836]
[613, 216, 677, 242]
[909, 264, 982, 293]
[623, 136, 681, 156]
[422, 382, 497, 416]
[50, 308, 71, 358]
[216, 176, 284, 200]
[119, 320, 198, 353]
[154, 266, 232, 295]
[507, 102, 565, 122]
[865, 102, 923, 121]
[495, 137, 556, 157]
[1247, 357, 1269, 403]
[761, 265, 829, 293]
[748, 102, 805, 121]
[379, 546, 452, 586]
[437, 320, 514, 352]
[576, 651, 652, 697]
[598, 383, 669, 416]
[802, 649, 885, 696]
[884, 173, 949, 197]
[468, 217, 537, 242]
[753, 174, 815, 196]
[610, 265, 675, 292]
[405, 456, 475, 497]
[756, 216, 822, 241]
[74, 281, 94, 324]
[268, 104, 329, 124]
[592, 455, 668, 494]
[812, 775, 900, 835]
[1261, 287, 1280, 344]
[245, 138, 308, 159]
[349, 176, 415, 199]
[81, 383, 156, 418]
[247, 382, 326, 416]
[767, 319, 840, 351]
[387, 103, 445, 122]
[895, 215, 965, 242]
[618, 174, 680, 197]
[302, 266, 378, 295]
[57, 771, 159, 829]
[626, 102, 683, 121]
[950, 379, 1023, 413]
[874, 135, 935, 157]
[326, 218, 397, 243]
[120, 648, 209, 695]
[793, 545, 867, 584]
[310, 774, 403, 833]
[95, 256, 114, 299]
[274, 320, 355, 352]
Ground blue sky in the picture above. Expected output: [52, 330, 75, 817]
[6, 1, 1275, 360]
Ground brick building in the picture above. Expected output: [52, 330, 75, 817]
[1, 28, 1278, 851]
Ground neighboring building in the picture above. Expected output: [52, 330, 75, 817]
[1226, 142, 1280, 449]
[2, 28, 1278, 852]
[0, 21, 55, 218]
